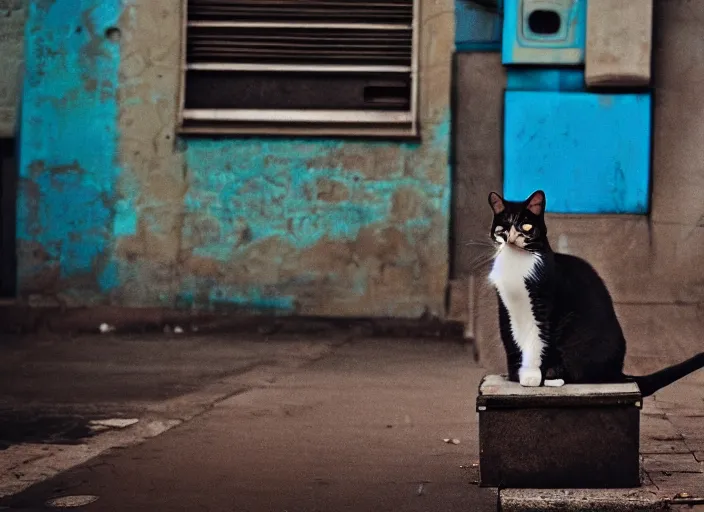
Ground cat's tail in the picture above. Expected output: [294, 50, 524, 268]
[625, 352, 704, 397]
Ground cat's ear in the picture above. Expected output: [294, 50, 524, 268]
[526, 190, 546, 216]
[488, 192, 505, 215]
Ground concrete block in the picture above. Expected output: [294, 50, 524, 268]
[649, 223, 704, 304]
[585, 0, 653, 87]
[545, 215, 655, 304]
[472, 265, 504, 373]
[618, 304, 704, 373]
[452, 53, 504, 278]
[651, 89, 704, 226]
[451, 52, 504, 351]
[499, 488, 666, 512]
[650, 0, 704, 226]
[0, 1, 25, 137]
[539, 217, 704, 305]
[477, 375, 642, 489]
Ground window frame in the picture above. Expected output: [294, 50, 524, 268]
[177, 0, 420, 139]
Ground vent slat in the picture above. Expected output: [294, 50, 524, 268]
[188, 33, 411, 42]
[189, 43, 410, 52]
[190, 47, 409, 55]
[188, 0, 412, 23]
[186, 25, 412, 67]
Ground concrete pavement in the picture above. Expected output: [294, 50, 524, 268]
[496, 303, 704, 511]
[501, 375, 704, 511]
[0, 335, 498, 511]
[0, 331, 347, 498]
[0, 321, 703, 511]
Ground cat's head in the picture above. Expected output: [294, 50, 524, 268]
[487, 190, 550, 253]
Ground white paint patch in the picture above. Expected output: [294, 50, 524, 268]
[489, 244, 545, 387]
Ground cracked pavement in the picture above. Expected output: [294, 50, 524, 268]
[0, 330, 703, 511]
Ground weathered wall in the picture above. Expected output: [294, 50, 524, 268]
[16, 0, 455, 318]
[455, 0, 704, 368]
[544, 0, 704, 306]
[452, 52, 504, 279]
[0, 0, 26, 137]
[649, 0, 704, 300]
[17, 0, 123, 306]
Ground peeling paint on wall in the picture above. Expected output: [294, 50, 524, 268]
[16, 0, 455, 318]
[179, 115, 451, 316]
[183, 137, 448, 256]
[17, 0, 122, 303]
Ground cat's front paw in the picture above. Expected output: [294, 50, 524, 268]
[519, 367, 542, 387]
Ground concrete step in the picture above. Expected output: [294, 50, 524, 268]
[499, 488, 668, 512]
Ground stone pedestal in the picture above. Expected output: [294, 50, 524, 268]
[477, 375, 643, 489]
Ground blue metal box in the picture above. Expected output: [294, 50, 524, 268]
[503, 91, 652, 214]
[506, 69, 585, 91]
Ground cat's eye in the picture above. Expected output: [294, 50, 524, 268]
[521, 223, 533, 232]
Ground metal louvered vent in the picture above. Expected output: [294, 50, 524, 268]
[180, 0, 419, 137]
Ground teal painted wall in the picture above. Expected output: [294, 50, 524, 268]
[17, 0, 123, 305]
[177, 124, 451, 316]
[15, 0, 454, 317]
[455, 0, 502, 51]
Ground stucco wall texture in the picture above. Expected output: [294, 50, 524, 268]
[15, 0, 455, 317]
[0, 0, 26, 137]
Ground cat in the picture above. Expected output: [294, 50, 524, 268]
[487, 189, 704, 396]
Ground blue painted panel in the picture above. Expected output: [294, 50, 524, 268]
[506, 69, 584, 91]
[502, 0, 586, 65]
[455, 0, 502, 52]
[503, 91, 651, 214]
[17, 0, 123, 297]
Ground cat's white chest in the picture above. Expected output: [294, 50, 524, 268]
[489, 246, 544, 368]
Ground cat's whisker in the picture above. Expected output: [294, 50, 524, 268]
[466, 253, 498, 271]
[463, 240, 495, 248]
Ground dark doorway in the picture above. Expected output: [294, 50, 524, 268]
[0, 138, 17, 298]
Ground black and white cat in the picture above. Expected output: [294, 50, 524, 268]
[487, 189, 704, 396]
